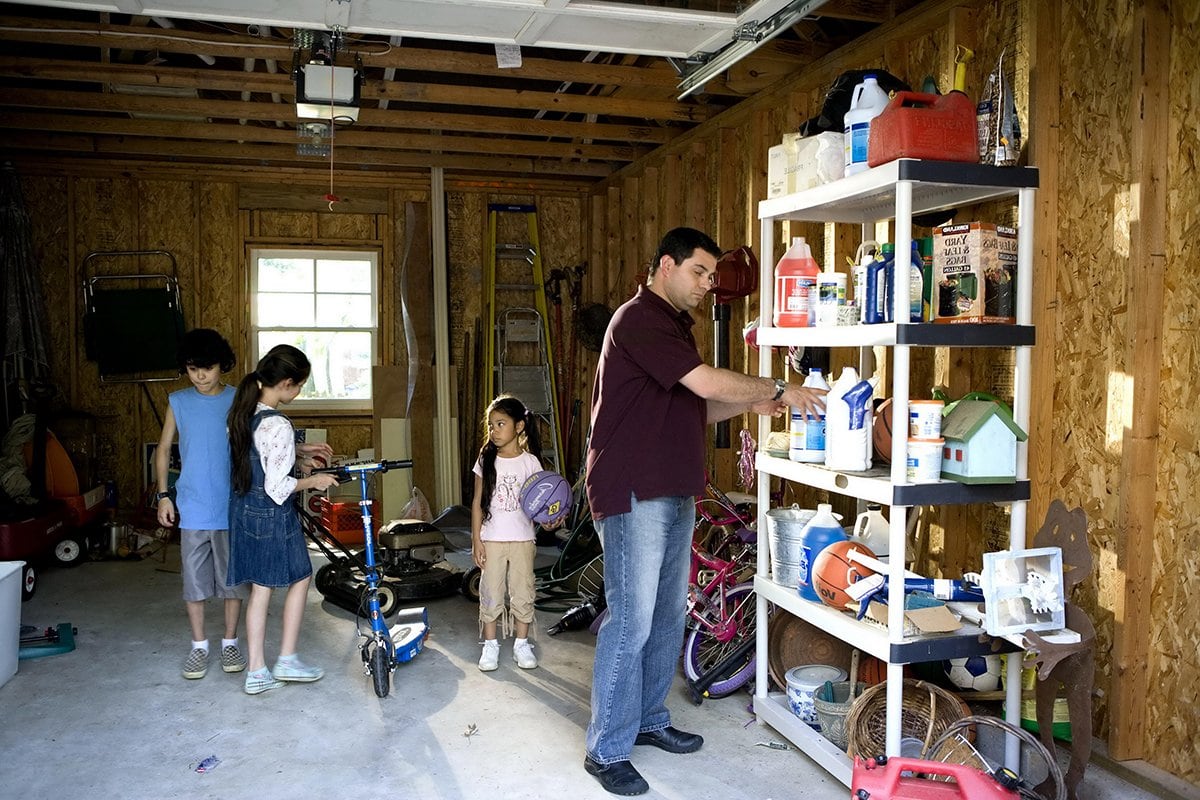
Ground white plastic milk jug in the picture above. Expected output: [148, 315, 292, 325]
[852, 504, 890, 557]
[843, 74, 890, 176]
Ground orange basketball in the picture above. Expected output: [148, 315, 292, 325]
[873, 398, 893, 463]
[812, 540, 878, 611]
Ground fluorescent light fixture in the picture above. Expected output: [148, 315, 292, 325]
[677, 0, 830, 99]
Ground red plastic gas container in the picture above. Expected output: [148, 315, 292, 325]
[867, 91, 978, 167]
[851, 756, 1018, 800]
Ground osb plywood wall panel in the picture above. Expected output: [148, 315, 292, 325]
[1048, 0, 1136, 748]
[21, 175, 70, 384]
[1146, 0, 1200, 779]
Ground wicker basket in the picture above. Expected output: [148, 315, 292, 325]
[844, 679, 971, 759]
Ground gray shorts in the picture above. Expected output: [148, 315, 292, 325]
[181, 529, 248, 602]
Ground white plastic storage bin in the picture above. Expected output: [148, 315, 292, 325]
[0, 560, 22, 689]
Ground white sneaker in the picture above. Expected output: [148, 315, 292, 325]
[478, 640, 500, 672]
[513, 639, 538, 669]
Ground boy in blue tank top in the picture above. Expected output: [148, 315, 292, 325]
[155, 329, 248, 680]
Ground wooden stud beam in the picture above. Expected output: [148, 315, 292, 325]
[0, 88, 676, 145]
[1109, 0, 1170, 762]
[0, 112, 649, 163]
[0, 57, 713, 122]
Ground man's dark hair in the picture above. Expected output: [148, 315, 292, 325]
[649, 227, 721, 277]
[177, 328, 236, 373]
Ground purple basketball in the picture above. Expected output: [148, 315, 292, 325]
[519, 470, 572, 525]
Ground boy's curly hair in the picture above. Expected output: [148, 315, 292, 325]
[178, 328, 236, 373]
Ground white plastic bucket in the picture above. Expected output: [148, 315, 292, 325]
[906, 437, 944, 483]
[786, 664, 848, 727]
[909, 399, 944, 438]
[0, 561, 22, 689]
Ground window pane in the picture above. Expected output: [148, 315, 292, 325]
[316, 260, 371, 293]
[258, 293, 314, 327]
[258, 330, 372, 401]
[259, 258, 314, 292]
[316, 294, 373, 327]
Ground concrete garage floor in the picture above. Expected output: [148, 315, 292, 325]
[2, 545, 1193, 800]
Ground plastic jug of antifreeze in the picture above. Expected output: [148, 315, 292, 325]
[844, 74, 890, 176]
[797, 503, 847, 602]
[773, 237, 820, 327]
[789, 368, 830, 463]
[825, 366, 874, 472]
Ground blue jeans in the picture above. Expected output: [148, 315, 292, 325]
[586, 494, 694, 764]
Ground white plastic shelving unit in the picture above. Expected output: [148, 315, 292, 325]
[753, 158, 1039, 785]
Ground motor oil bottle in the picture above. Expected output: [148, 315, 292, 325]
[851, 504, 890, 557]
[825, 366, 874, 472]
[797, 503, 847, 602]
[773, 236, 820, 327]
[843, 74, 890, 176]
[789, 368, 830, 463]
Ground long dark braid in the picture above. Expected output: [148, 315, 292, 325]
[228, 344, 312, 495]
[478, 395, 543, 522]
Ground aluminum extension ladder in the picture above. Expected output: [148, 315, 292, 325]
[483, 204, 564, 473]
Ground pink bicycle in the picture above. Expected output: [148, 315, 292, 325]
[681, 480, 764, 700]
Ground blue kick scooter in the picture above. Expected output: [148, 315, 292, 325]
[315, 459, 428, 698]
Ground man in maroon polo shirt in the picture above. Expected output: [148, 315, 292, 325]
[582, 227, 826, 796]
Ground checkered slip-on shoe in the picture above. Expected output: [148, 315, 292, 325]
[182, 647, 209, 680]
[220, 644, 247, 673]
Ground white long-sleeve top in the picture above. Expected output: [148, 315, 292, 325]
[254, 402, 298, 505]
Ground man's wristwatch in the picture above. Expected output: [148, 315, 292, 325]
[771, 378, 787, 401]
[154, 491, 171, 502]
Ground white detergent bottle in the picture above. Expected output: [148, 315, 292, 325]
[843, 74, 890, 176]
[852, 503, 890, 557]
[789, 368, 831, 463]
[824, 366, 874, 471]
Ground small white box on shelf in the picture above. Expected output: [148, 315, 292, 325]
[980, 546, 1065, 636]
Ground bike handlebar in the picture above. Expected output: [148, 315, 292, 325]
[313, 459, 413, 479]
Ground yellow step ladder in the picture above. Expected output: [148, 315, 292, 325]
[484, 203, 563, 473]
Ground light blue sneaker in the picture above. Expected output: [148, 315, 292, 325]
[244, 668, 284, 695]
[273, 655, 324, 683]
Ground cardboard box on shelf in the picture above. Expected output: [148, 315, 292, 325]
[768, 132, 844, 198]
[932, 222, 1017, 324]
[863, 593, 962, 637]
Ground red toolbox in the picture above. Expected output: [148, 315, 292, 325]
[867, 91, 979, 167]
[851, 756, 1018, 799]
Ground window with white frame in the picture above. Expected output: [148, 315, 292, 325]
[249, 248, 378, 411]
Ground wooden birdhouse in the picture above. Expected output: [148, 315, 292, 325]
[939, 399, 1028, 484]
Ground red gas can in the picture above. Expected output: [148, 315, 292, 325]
[867, 91, 978, 167]
[851, 756, 1018, 800]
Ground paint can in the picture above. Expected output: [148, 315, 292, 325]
[905, 437, 944, 483]
[908, 399, 944, 438]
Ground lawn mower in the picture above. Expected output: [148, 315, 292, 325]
[302, 463, 477, 621]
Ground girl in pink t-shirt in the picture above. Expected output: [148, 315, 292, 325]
[471, 395, 545, 671]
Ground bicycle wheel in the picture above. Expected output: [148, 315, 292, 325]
[681, 582, 758, 698]
[370, 643, 390, 698]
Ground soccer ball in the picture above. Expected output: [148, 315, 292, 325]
[943, 654, 1002, 692]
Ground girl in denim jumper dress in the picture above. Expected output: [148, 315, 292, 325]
[226, 344, 339, 695]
